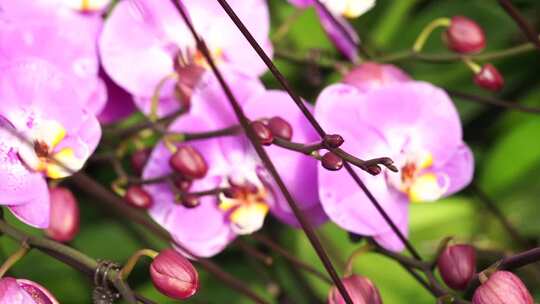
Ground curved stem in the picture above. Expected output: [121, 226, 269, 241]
[119, 249, 159, 280]
[344, 244, 372, 276]
[0, 242, 30, 278]
[0, 216, 142, 304]
[412, 18, 451, 52]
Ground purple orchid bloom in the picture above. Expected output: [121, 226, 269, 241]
[0, 59, 101, 228]
[0, 0, 107, 116]
[288, 0, 376, 62]
[0, 277, 59, 304]
[143, 69, 325, 257]
[314, 80, 474, 251]
[99, 0, 273, 117]
[343, 62, 411, 92]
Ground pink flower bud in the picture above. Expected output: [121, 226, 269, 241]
[0, 277, 59, 304]
[251, 121, 273, 146]
[321, 152, 344, 171]
[131, 149, 151, 176]
[169, 146, 208, 179]
[343, 62, 410, 92]
[437, 244, 476, 290]
[45, 187, 80, 243]
[150, 249, 199, 300]
[474, 64, 504, 91]
[328, 275, 382, 304]
[324, 134, 344, 149]
[445, 16, 486, 54]
[125, 186, 153, 209]
[473, 271, 533, 304]
[268, 116, 293, 141]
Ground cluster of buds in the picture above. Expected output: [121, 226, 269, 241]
[443, 16, 504, 91]
[251, 116, 294, 146]
[436, 242, 534, 304]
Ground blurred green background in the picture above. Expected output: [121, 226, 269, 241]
[2, 0, 540, 303]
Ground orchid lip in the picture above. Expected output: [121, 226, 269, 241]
[218, 174, 270, 235]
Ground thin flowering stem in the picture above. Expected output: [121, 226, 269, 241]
[70, 172, 270, 304]
[252, 234, 333, 285]
[272, 8, 305, 42]
[497, 0, 540, 50]
[170, 2, 353, 302]
[0, 216, 143, 304]
[214, 0, 422, 271]
[448, 90, 540, 115]
[119, 249, 159, 280]
[0, 242, 30, 278]
[470, 184, 533, 248]
[235, 239, 273, 266]
[343, 162, 423, 260]
[273, 137, 398, 172]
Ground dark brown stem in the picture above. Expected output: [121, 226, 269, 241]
[272, 137, 398, 172]
[0, 217, 144, 304]
[497, 0, 540, 50]
[214, 0, 419, 274]
[448, 90, 540, 115]
[343, 162, 422, 260]
[105, 109, 186, 141]
[252, 234, 333, 285]
[170, 2, 353, 302]
[235, 239, 273, 266]
[471, 184, 533, 248]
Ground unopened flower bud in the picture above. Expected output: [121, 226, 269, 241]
[169, 146, 208, 179]
[367, 165, 382, 176]
[150, 249, 199, 300]
[474, 64, 504, 91]
[268, 116, 293, 141]
[324, 134, 345, 148]
[131, 149, 151, 175]
[180, 194, 200, 209]
[343, 62, 410, 92]
[0, 277, 59, 304]
[45, 187, 80, 242]
[125, 186, 153, 209]
[328, 275, 382, 304]
[173, 176, 193, 192]
[251, 121, 273, 146]
[437, 244, 476, 290]
[445, 16, 486, 54]
[473, 271, 533, 304]
[321, 152, 344, 171]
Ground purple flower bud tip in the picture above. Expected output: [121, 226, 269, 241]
[173, 176, 193, 192]
[321, 152, 344, 171]
[0, 277, 59, 304]
[180, 194, 200, 209]
[367, 165, 382, 176]
[169, 146, 208, 179]
[473, 271, 533, 304]
[437, 244, 476, 290]
[268, 116, 293, 141]
[328, 275, 382, 304]
[45, 187, 80, 243]
[251, 120, 273, 146]
[324, 134, 345, 148]
[474, 64, 504, 92]
[150, 249, 199, 300]
[445, 16, 486, 54]
[131, 149, 151, 176]
[125, 186, 154, 209]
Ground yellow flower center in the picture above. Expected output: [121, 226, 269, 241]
[18, 120, 85, 179]
[320, 0, 376, 18]
[387, 151, 449, 203]
[218, 178, 269, 235]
